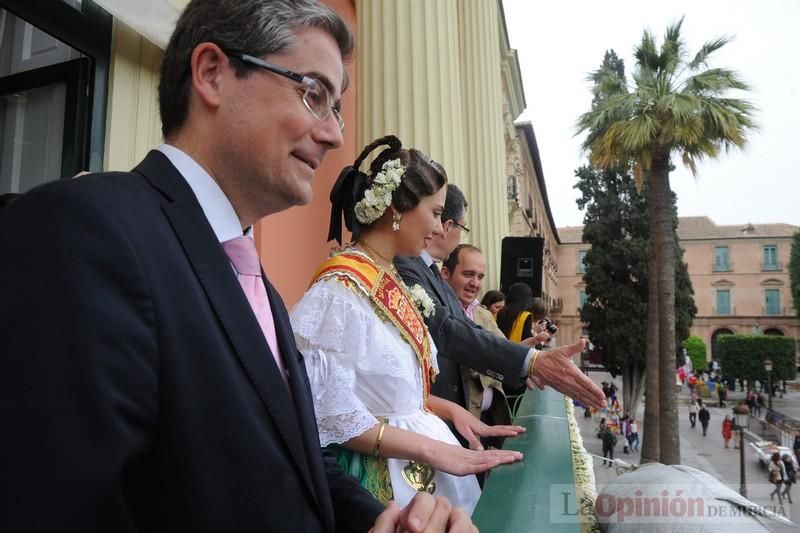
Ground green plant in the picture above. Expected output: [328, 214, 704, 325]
[717, 335, 796, 381]
[681, 336, 707, 373]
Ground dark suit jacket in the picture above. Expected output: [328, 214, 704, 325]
[394, 255, 528, 408]
[0, 151, 382, 532]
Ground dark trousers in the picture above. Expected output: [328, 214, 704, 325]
[701, 421, 709, 436]
[689, 412, 696, 427]
[602, 446, 614, 466]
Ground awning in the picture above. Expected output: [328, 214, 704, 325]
[92, 0, 180, 49]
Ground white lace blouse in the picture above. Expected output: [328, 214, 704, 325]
[290, 277, 439, 447]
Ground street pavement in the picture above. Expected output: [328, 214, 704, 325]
[578, 371, 800, 531]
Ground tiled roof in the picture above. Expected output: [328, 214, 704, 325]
[676, 217, 798, 240]
[557, 217, 798, 244]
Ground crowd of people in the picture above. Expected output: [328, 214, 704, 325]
[0, 1, 607, 531]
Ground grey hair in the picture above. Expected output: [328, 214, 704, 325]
[158, 0, 354, 139]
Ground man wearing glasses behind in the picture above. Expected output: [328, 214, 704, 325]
[395, 185, 605, 447]
[0, 1, 476, 531]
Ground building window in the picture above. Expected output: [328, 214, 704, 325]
[763, 245, 779, 271]
[765, 289, 780, 315]
[713, 246, 730, 272]
[0, 0, 112, 192]
[577, 250, 588, 274]
[715, 289, 731, 315]
[578, 289, 588, 310]
[507, 175, 518, 200]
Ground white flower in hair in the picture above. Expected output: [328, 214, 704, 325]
[354, 158, 405, 225]
[408, 283, 436, 318]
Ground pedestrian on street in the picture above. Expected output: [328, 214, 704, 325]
[782, 454, 795, 504]
[756, 393, 765, 417]
[769, 452, 787, 504]
[722, 415, 733, 448]
[698, 403, 711, 437]
[628, 418, 640, 452]
[717, 381, 727, 408]
[600, 426, 617, 468]
[746, 389, 756, 413]
[793, 433, 800, 466]
[620, 415, 630, 454]
[689, 399, 699, 428]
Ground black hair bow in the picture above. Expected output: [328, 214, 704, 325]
[327, 165, 368, 244]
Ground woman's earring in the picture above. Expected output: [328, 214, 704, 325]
[392, 212, 402, 232]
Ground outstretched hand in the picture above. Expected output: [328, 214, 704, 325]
[370, 494, 477, 533]
[450, 404, 525, 451]
[526, 339, 605, 409]
[429, 441, 523, 476]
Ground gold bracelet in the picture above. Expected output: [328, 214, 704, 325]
[373, 422, 387, 457]
[527, 350, 540, 378]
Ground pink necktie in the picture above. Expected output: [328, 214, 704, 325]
[222, 236, 286, 382]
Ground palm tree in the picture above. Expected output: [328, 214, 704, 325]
[576, 18, 757, 464]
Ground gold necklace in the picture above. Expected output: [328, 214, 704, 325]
[357, 240, 397, 273]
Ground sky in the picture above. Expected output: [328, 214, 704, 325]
[502, 0, 800, 230]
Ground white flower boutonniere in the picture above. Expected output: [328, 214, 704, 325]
[408, 284, 436, 318]
[354, 158, 405, 225]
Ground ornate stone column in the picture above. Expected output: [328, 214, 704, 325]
[457, 0, 507, 290]
[356, 0, 466, 202]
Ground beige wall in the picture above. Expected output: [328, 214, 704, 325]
[104, 22, 164, 171]
[555, 240, 587, 346]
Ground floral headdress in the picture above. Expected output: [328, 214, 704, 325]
[353, 158, 405, 225]
[327, 135, 405, 245]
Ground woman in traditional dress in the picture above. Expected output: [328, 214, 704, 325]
[291, 136, 523, 514]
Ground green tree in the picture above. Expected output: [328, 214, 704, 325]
[790, 231, 800, 320]
[576, 18, 757, 464]
[682, 335, 707, 374]
[576, 164, 648, 419]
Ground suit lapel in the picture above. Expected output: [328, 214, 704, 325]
[417, 257, 450, 305]
[134, 152, 322, 510]
[264, 278, 333, 527]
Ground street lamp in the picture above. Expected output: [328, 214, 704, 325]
[733, 401, 751, 497]
[764, 358, 773, 411]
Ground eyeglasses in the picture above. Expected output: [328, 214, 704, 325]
[454, 221, 470, 233]
[223, 50, 344, 132]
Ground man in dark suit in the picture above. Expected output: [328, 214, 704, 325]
[0, 1, 472, 531]
[395, 185, 605, 423]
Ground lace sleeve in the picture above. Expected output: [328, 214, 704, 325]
[303, 347, 378, 447]
[291, 278, 418, 384]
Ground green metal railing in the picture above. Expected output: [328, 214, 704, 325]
[473, 388, 594, 532]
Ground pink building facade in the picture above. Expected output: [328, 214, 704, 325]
[556, 217, 800, 362]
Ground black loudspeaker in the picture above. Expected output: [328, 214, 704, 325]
[500, 237, 543, 297]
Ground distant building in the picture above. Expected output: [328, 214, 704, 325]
[556, 217, 800, 362]
[505, 122, 561, 314]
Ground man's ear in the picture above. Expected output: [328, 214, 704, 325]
[442, 219, 454, 233]
[190, 43, 229, 110]
[440, 266, 451, 281]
